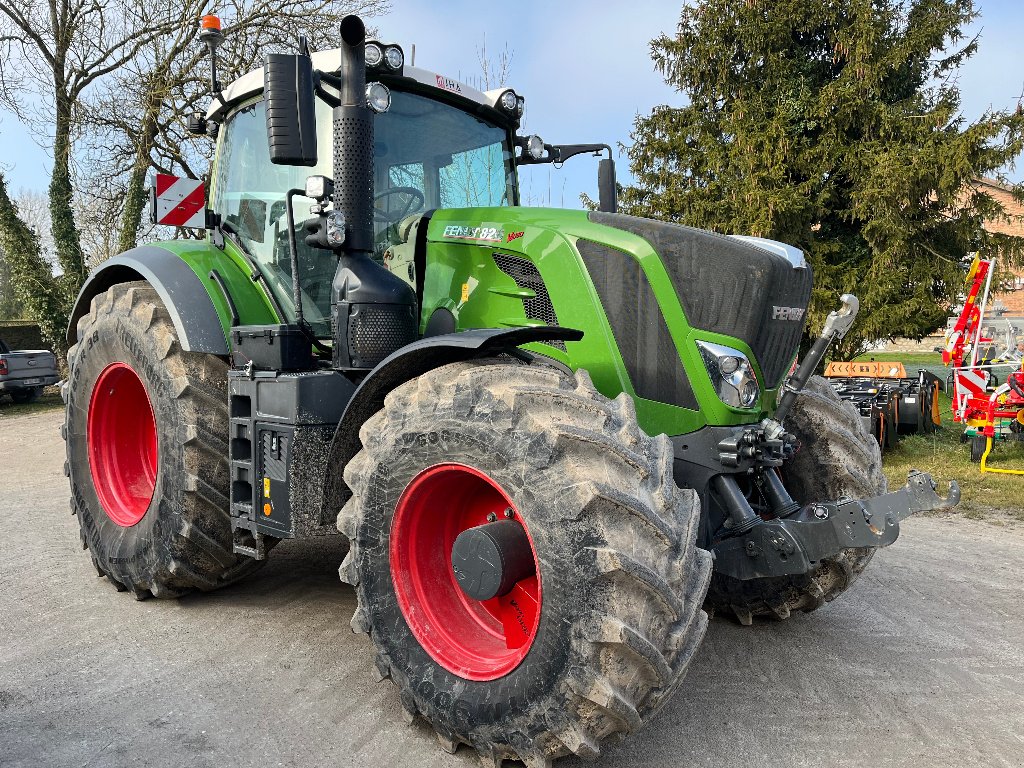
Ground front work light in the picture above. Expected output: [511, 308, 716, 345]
[697, 340, 761, 409]
[304, 175, 334, 202]
[366, 82, 391, 113]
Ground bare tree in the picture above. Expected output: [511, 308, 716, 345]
[0, 0, 187, 295]
[80, 0, 390, 254]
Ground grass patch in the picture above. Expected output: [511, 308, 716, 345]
[881, 391, 1024, 517]
[0, 386, 63, 418]
[854, 351, 945, 367]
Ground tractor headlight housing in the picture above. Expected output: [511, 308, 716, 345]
[697, 340, 761, 409]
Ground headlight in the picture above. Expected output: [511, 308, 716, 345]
[516, 96, 525, 116]
[697, 340, 761, 409]
[365, 82, 391, 113]
[364, 43, 383, 67]
[384, 45, 403, 70]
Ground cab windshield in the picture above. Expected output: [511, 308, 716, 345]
[213, 90, 516, 336]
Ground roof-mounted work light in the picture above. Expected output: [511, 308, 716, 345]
[365, 40, 404, 76]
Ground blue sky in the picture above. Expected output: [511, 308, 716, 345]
[1, 0, 1021, 207]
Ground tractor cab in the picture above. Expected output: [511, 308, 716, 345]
[204, 42, 605, 340]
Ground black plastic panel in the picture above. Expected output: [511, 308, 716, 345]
[492, 253, 565, 351]
[577, 239, 698, 411]
[588, 212, 812, 387]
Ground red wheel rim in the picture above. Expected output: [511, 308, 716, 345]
[390, 464, 542, 681]
[87, 362, 158, 527]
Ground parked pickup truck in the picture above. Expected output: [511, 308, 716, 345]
[0, 338, 59, 404]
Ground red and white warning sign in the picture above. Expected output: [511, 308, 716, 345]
[152, 174, 206, 228]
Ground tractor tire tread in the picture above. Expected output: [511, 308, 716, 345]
[65, 281, 267, 598]
[339, 360, 711, 765]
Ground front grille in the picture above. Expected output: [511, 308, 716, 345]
[492, 253, 565, 351]
[577, 240, 698, 410]
[588, 212, 812, 387]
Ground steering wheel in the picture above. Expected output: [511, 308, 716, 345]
[374, 187, 425, 224]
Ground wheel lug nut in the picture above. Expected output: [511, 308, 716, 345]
[503, 508, 514, 519]
[486, 512, 497, 523]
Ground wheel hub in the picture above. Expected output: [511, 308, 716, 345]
[451, 520, 536, 601]
[87, 362, 158, 527]
[389, 463, 542, 681]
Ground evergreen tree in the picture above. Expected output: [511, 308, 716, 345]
[623, 0, 1024, 357]
[0, 174, 68, 357]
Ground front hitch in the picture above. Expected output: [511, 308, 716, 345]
[712, 471, 960, 581]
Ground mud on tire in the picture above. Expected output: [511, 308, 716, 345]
[706, 375, 886, 624]
[338, 360, 712, 766]
[64, 281, 265, 599]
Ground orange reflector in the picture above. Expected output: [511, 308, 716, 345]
[263, 503, 272, 517]
[201, 14, 221, 30]
[824, 361, 908, 378]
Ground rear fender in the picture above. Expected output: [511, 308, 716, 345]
[320, 326, 584, 521]
[67, 244, 278, 355]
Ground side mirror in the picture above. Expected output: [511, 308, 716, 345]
[264, 53, 317, 166]
[598, 157, 617, 213]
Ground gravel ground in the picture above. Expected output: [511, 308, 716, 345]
[2, 408, 1023, 768]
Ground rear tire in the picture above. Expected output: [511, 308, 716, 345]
[10, 386, 41, 404]
[64, 281, 265, 598]
[706, 376, 886, 624]
[338, 360, 711, 765]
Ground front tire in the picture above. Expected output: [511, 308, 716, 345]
[706, 376, 886, 624]
[64, 281, 264, 598]
[338, 360, 711, 765]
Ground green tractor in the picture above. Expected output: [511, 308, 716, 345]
[63, 15, 959, 766]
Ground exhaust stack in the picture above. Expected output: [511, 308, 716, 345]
[333, 16, 373, 254]
[330, 15, 417, 371]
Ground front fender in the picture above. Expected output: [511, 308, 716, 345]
[320, 326, 584, 521]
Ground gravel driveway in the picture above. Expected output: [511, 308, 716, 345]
[2, 408, 1022, 768]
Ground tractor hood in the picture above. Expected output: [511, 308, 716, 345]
[425, 207, 811, 393]
[586, 212, 812, 388]
[420, 205, 810, 439]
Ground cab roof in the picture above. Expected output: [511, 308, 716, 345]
[206, 48, 517, 126]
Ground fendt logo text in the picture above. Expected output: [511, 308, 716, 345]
[772, 306, 805, 321]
